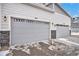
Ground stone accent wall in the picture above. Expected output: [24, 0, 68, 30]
[0, 31, 10, 47]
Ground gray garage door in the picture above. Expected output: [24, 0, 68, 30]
[56, 26, 69, 38]
[11, 17, 49, 45]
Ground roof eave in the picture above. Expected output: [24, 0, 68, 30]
[55, 3, 72, 18]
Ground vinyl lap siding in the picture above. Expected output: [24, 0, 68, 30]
[0, 4, 1, 30]
[53, 13, 71, 26]
[54, 4, 68, 17]
[1, 3, 71, 28]
[1, 3, 53, 20]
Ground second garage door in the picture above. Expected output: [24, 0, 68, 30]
[56, 26, 69, 38]
[11, 17, 49, 45]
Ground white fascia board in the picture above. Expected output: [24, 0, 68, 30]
[53, 3, 55, 12]
[26, 3, 54, 13]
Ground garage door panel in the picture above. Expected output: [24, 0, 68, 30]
[11, 17, 49, 45]
[56, 26, 69, 38]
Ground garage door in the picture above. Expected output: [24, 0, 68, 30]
[11, 17, 49, 45]
[56, 26, 69, 38]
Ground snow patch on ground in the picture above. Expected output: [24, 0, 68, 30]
[57, 38, 79, 47]
[22, 49, 30, 54]
[71, 32, 79, 35]
[58, 38, 68, 41]
[0, 50, 9, 56]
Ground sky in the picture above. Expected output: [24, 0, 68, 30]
[60, 3, 79, 17]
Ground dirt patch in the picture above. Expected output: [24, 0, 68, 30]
[11, 49, 30, 56]
[0, 46, 9, 51]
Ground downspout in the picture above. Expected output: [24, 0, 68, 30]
[49, 3, 55, 45]
[53, 3, 55, 12]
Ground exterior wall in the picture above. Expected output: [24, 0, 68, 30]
[1, 3, 54, 30]
[52, 13, 71, 26]
[51, 13, 71, 38]
[54, 4, 69, 17]
[0, 3, 71, 41]
[38, 3, 53, 10]
[0, 31, 10, 46]
[45, 4, 53, 9]
[50, 13, 71, 31]
[1, 3, 53, 20]
[1, 3, 71, 30]
[0, 4, 1, 30]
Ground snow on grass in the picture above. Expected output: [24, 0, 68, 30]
[71, 32, 79, 35]
[22, 49, 30, 54]
[57, 38, 79, 47]
[0, 50, 9, 56]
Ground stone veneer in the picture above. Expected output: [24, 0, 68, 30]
[0, 31, 10, 47]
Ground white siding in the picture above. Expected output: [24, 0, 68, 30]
[1, 3, 53, 20]
[1, 3, 71, 29]
[53, 13, 71, 26]
[0, 3, 71, 40]
[50, 14, 70, 30]
[0, 4, 1, 30]
[52, 13, 70, 38]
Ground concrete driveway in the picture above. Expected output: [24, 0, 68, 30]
[66, 35, 79, 44]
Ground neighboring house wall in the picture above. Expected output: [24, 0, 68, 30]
[71, 23, 79, 32]
[71, 17, 79, 32]
[71, 23, 79, 28]
[71, 27, 79, 32]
